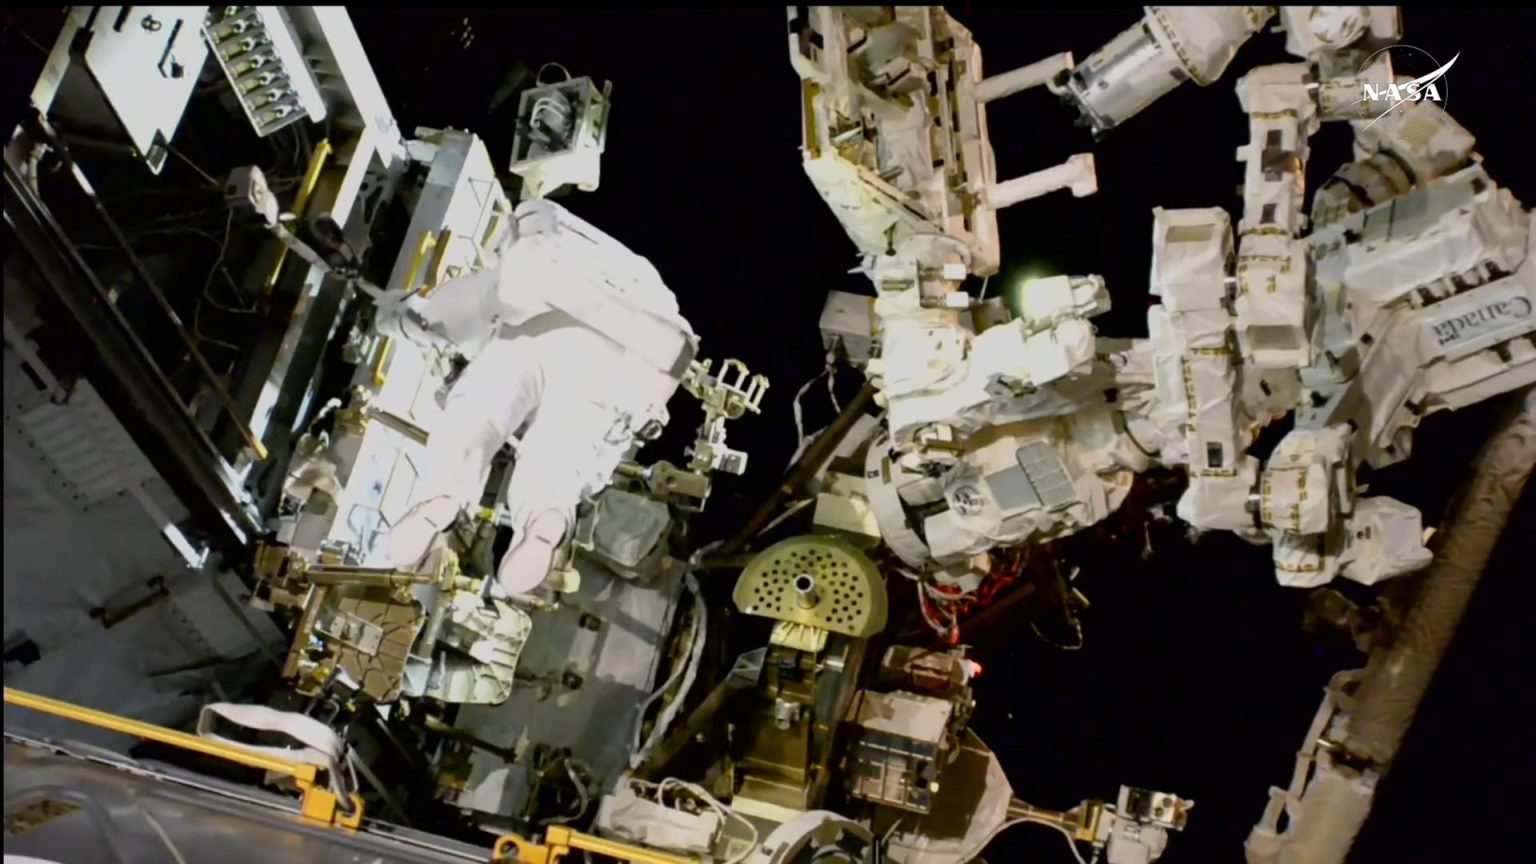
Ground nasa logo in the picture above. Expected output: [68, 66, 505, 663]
[1358, 45, 1458, 131]
[1432, 296, 1534, 348]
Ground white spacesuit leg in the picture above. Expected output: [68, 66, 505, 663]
[493, 405, 593, 596]
[388, 337, 545, 568]
[494, 328, 642, 595]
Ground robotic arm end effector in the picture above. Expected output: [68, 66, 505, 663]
[1057, 7, 1274, 137]
[1057, 7, 1400, 137]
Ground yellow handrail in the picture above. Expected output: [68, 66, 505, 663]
[419, 228, 456, 297]
[6, 687, 314, 779]
[3, 687, 362, 828]
[494, 826, 699, 864]
[401, 230, 437, 298]
[372, 336, 394, 390]
[266, 138, 335, 294]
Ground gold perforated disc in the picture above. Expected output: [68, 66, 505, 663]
[733, 536, 887, 638]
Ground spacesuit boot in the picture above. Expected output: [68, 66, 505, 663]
[496, 509, 570, 595]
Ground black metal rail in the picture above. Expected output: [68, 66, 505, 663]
[4, 157, 260, 559]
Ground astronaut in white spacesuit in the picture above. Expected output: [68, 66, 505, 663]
[385, 199, 697, 595]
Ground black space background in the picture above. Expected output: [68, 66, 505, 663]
[353, 8, 1535, 862]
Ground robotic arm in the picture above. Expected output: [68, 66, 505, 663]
[1117, 7, 1534, 587]
[798, 4, 1534, 593]
[791, 7, 1134, 582]
[781, 9, 1532, 864]
[1055, 7, 1402, 137]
